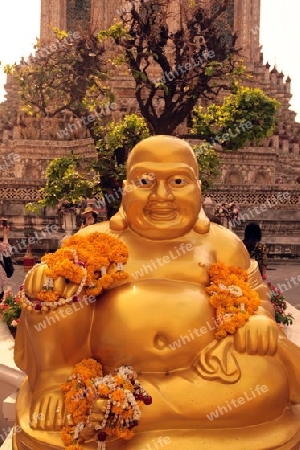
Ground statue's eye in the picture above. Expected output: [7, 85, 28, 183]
[137, 178, 154, 188]
[169, 178, 188, 187]
[141, 179, 151, 185]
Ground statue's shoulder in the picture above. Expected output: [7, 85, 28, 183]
[76, 222, 128, 242]
[77, 221, 112, 237]
[207, 222, 250, 269]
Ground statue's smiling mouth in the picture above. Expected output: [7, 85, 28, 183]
[145, 207, 177, 221]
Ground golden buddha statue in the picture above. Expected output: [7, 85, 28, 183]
[14, 136, 300, 449]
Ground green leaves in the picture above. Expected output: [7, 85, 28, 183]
[95, 114, 151, 181]
[192, 86, 280, 151]
[98, 23, 130, 42]
[0, 292, 21, 330]
[6, 28, 108, 120]
[96, 0, 243, 134]
[192, 142, 221, 193]
[25, 153, 101, 214]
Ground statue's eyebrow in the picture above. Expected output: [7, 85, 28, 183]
[129, 163, 196, 178]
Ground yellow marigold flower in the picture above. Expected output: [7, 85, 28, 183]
[86, 284, 103, 297]
[113, 375, 124, 385]
[111, 389, 126, 402]
[111, 404, 124, 415]
[61, 425, 76, 446]
[117, 428, 135, 440]
[123, 381, 134, 392]
[41, 233, 128, 304]
[36, 289, 60, 302]
[206, 262, 260, 339]
[215, 329, 228, 339]
[122, 408, 134, 419]
[112, 271, 129, 281]
[65, 445, 83, 450]
[101, 273, 114, 289]
[98, 384, 110, 396]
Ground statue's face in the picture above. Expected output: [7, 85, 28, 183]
[122, 136, 201, 240]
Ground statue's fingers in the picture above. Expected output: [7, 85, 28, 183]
[246, 325, 259, 355]
[93, 398, 108, 414]
[234, 327, 246, 353]
[268, 325, 278, 356]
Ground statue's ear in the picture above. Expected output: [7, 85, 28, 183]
[109, 205, 128, 231]
[193, 208, 210, 235]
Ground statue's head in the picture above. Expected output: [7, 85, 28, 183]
[120, 135, 202, 240]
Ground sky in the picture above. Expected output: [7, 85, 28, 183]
[0, 0, 299, 119]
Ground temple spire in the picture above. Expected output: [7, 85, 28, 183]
[234, 0, 261, 63]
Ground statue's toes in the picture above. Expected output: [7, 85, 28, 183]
[30, 393, 65, 431]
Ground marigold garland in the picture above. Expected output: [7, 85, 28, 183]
[206, 262, 260, 339]
[20, 233, 129, 313]
[61, 359, 152, 450]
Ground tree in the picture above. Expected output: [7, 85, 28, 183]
[26, 153, 101, 215]
[193, 142, 221, 192]
[98, 0, 244, 134]
[95, 114, 151, 216]
[4, 28, 113, 141]
[191, 87, 280, 150]
[95, 114, 151, 177]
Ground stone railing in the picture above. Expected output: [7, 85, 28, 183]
[204, 185, 300, 256]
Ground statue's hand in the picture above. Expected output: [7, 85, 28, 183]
[234, 315, 278, 355]
[24, 264, 78, 300]
[79, 399, 108, 441]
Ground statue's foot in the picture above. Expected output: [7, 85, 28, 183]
[30, 389, 66, 431]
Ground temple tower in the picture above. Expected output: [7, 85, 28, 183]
[234, 0, 261, 63]
[40, 0, 122, 41]
[40, 0, 262, 64]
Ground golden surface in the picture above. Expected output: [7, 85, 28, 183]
[14, 136, 300, 449]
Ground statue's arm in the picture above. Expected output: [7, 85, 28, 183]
[246, 259, 275, 319]
[210, 228, 278, 354]
[211, 226, 274, 318]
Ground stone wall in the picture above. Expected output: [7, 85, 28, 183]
[0, 138, 96, 260]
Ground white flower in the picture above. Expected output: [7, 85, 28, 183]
[228, 285, 243, 297]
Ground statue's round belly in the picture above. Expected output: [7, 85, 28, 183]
[91, 279, 215, 372]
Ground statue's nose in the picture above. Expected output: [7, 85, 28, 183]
[151, 180, 174, 201]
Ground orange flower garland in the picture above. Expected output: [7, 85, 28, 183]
[44, 232, 129, 287]
[61, 359, 152, 450]
[206, 262, 260, 339]
[20, 233, 129, 312]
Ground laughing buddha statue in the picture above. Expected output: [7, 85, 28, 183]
[14, 136, 300, 449]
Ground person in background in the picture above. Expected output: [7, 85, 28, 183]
[80, 207, 98, 229]
[243, 222, 268, 278]
[0, 220, 11, 299]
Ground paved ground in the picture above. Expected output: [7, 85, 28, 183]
[6, 261, 300, 310]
